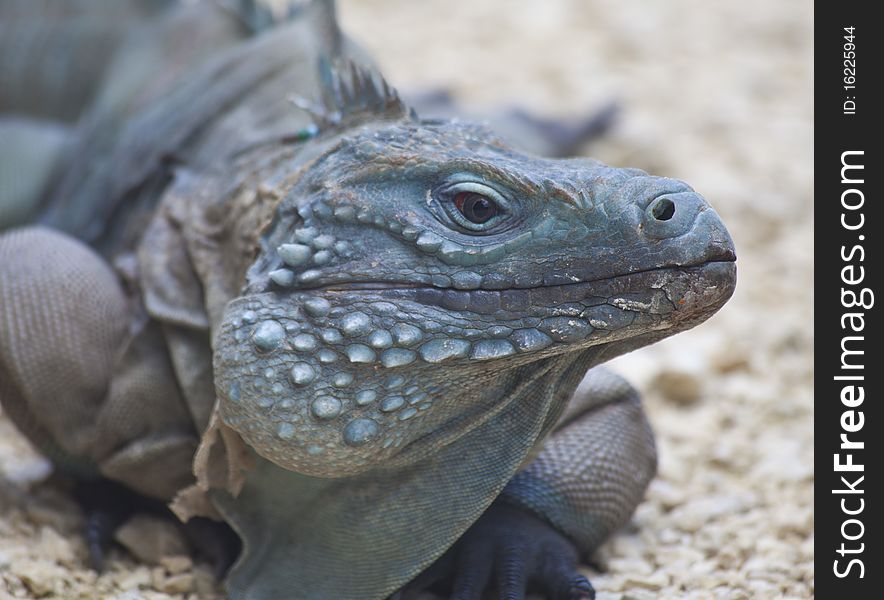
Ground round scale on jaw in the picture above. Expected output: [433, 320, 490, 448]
[407, 391, 427, 405]
[355, 389, 377, 406]
[277, 422, 296, 440]
[318, 349, 339, 363]
[418, 338, 471, 363]
[470, 339, 516, 361]
[379, 396, 405, 412]
[304, 297, 331, 317]
[340, 312, 372, 337]
[312, 234, 336, 249]
[398, 407, 418, 421]
[278, 243, 312, 267]
[252, 320, 285, 352]
[385, 375, 406, 389]
[380, 348, 416, 368]
[511, 328, 553, 352]
[321, 328, 343, 343]
[343, 418, 379, 446]
[333, 372, 354, 387]
[311, 396, 342, 420]
[312, 202, 332, 218]
[430, 274, 451, 288]
[391, 323, 423, 346]
[346, 344, 376, 363]
[371, 302, 398, 315]
[368, 330, 393, 348]
[294, 227, 317, 243]
[298, 269, 322, 284]
[269, 268, 296, 287]
[333, 205, 355, 221]
[420, 319, 444, 334]
[292, 333, 318, 352]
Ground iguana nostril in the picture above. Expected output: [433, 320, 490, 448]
[651, 197, 676, 221]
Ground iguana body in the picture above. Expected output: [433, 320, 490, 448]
[0, 2, 736, 599]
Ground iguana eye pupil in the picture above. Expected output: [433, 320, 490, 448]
[454, 192, 498, 224]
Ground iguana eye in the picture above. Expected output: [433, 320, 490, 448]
[454, 192, 499, 224]
[436, 180, 510, 232]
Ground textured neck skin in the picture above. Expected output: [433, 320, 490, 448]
[213, 348, 596, 598]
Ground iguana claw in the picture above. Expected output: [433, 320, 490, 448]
[73, 479, 163, 572]
[397, 503, 595, 600]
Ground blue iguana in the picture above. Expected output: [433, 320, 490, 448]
[0, 1, 736, 598]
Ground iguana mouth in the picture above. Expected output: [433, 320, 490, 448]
[295, 260, 736, 348]
[297, 256, 737, 314]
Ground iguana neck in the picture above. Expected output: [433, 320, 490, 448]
[212, 342, 598, 600]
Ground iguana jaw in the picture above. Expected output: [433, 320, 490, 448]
[212, 257, 734, 477]
[367, 259, 736, 459]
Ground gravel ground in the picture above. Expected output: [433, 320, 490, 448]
[0, 1, 813, 598]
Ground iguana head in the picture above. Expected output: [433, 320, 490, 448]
[213, 67, 736, 477]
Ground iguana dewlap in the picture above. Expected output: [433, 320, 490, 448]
[0, 2, 736, 599]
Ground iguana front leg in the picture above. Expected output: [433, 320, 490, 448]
[399, 369, 656, 600]
[0, 226, 200, 564]
[0, 226, 130, 477]
[0, 226, 199, 498]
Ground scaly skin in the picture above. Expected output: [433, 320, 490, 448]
[0, 2, 736, 599]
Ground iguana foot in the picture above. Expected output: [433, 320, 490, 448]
[181, 516, 242, 579]
[397, 503, 595, 600]
[73, 478, 240, 577]
[72, 478, 166, 572]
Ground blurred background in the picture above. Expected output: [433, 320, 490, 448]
[0, 1, 813, 598]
